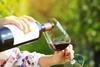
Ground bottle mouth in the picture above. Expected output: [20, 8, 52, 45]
[43, 22, 54, 31]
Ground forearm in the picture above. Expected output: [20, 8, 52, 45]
[39, 55, 56, 67]
[0, 19, 7, 26]
[0, 18, 15, 26]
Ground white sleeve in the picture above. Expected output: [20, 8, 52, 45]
[33, 52, 45, 67]
[14, 51, 45, 67]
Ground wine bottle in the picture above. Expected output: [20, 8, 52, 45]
[0, 22, 54, 51]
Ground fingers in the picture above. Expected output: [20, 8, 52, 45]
[5, 16, 24, 30]
[20, 15, 37, 22]
[53, 44, 74, 64]
[69, 44, 74, 60]
[5, 16, 17, 19]
[68, 44, 73, 50]
[18, 16, 31, 33]
[18, 16, 37, 33]
[64, 44, 74, 61]
[5, 16, 37, 33]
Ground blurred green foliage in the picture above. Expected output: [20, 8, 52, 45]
[0, 0, 29, 17]
[0, 0, 100, 67]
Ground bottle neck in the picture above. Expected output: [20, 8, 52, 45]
[38, 22, 54, 32]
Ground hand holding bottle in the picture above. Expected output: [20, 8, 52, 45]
[0, 16, 37, 33]
[0, 16, 54, 51]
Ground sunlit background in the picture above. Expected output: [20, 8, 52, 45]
[0, 0, 100, 67]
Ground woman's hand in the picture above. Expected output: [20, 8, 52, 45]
[39, 44, 74, 67]
[52, 44, 74, 65]
[0, 16, 36, 33]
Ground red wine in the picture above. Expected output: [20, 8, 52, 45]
[50, 41, 70, 51]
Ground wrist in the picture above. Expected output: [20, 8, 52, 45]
[49, 55, 57, 66]
[39, 55, 57, 67]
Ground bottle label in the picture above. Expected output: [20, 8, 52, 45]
[4, 22, 39, 45]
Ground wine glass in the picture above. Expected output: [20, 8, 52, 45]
[43, 18, 84, 67]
